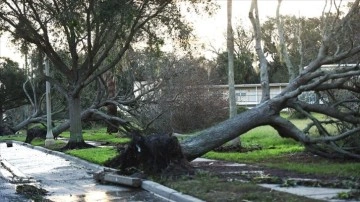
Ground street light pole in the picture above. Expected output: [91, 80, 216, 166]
[44, 56, 55, 147]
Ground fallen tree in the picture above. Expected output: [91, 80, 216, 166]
[102, 1, 360, 176]
[4, 1, 360, 174]
[182, 0, 360, 160]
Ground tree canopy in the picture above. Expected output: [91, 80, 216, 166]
[0, 0, 214, 148]
[0, 57, 27, 124]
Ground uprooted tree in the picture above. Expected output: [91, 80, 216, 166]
[182, 0, 360, 160]
[105, 0, 360, 175]
[2, 0, 360, 175]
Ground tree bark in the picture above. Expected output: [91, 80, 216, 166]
[249, 0, 270, 103]
[276, 0, 297, 81]
[104, 71, 119, 133]
[63, 94, 88, 149]
[226, 0, 240, 146]
[181, 102, 279, 160]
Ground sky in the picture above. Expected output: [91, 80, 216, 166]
[182, 0, 347, 59]
[0, 0, 349, 66]
[0, 32, 21, 65]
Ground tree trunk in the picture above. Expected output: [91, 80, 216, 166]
[276, 0, 297, 81]
[249, 0, 270, 103]
[181, 102, 278, 160]
[0, 109, 3, 126]
[106, 104, 118, 133]
[105, 72, 119, 133]
[226, 0, 241, 147]
[62, 94, 90, 149]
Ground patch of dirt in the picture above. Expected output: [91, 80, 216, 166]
[16, 184, 53, 201]
[191, 152, 360, 189]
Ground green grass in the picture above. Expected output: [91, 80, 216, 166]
[240, 125, 301, 148]
[204, 146, 304, 163]
[2, 119, 359, 201]
[266, 161, 360, 178]
[204, 125, 304, 163]
[65, 147, 118, 165]
[2, 116, 359, 179]
[203, 118, 360, 179]
[0, 134, 26, 142]
[60, 130, 130, 144]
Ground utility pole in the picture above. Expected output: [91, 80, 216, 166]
[44, 56, 55, 147]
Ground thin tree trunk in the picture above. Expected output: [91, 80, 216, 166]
[226, 0, 240, 146]
[0, 110, 3, 125]
[105, 72, 118, 133]
[227, 0, 236, 119]
[276, 0, 297, 81]
[249, 0, 270, 103]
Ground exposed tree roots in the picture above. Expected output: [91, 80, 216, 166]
[60, 141, 95, 151]
[25, 127, 47, 144]
[105, 131, 194, 177]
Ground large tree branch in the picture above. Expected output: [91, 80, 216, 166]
[287, 100, 360, 124]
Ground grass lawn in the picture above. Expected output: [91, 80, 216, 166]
[59, 129, 130, 144]
[1, 114, 359, 201]
[203, 123, 360, 179]
[65, 147, 118, 165]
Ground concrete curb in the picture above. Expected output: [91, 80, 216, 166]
[6, 141, 205, 202]
[142, 180, 205, 202]
[93, 171, 142, 187]
[1, 159, 27, 179]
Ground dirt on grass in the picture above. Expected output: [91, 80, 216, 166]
[192, 152, 359, 188]
[162, 152, 360, 202]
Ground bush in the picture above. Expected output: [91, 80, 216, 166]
[237, 106, 248, 114]
[170, 92, 228, 133]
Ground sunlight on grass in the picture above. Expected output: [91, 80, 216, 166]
[204, 121, 305, 163]
[205, 145, 304, 163]
[240, 125, 300, 148]
[65, 147, 118, 165]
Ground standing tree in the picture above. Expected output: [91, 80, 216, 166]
[0, 0, 208, 148]
[248, 0, 270, 102]
[227, 0, 237, 118]
[276, 0, 297, 82]
[226, 0, 240, 147]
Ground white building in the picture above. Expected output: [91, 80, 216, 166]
[211, 83, 289, 107]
